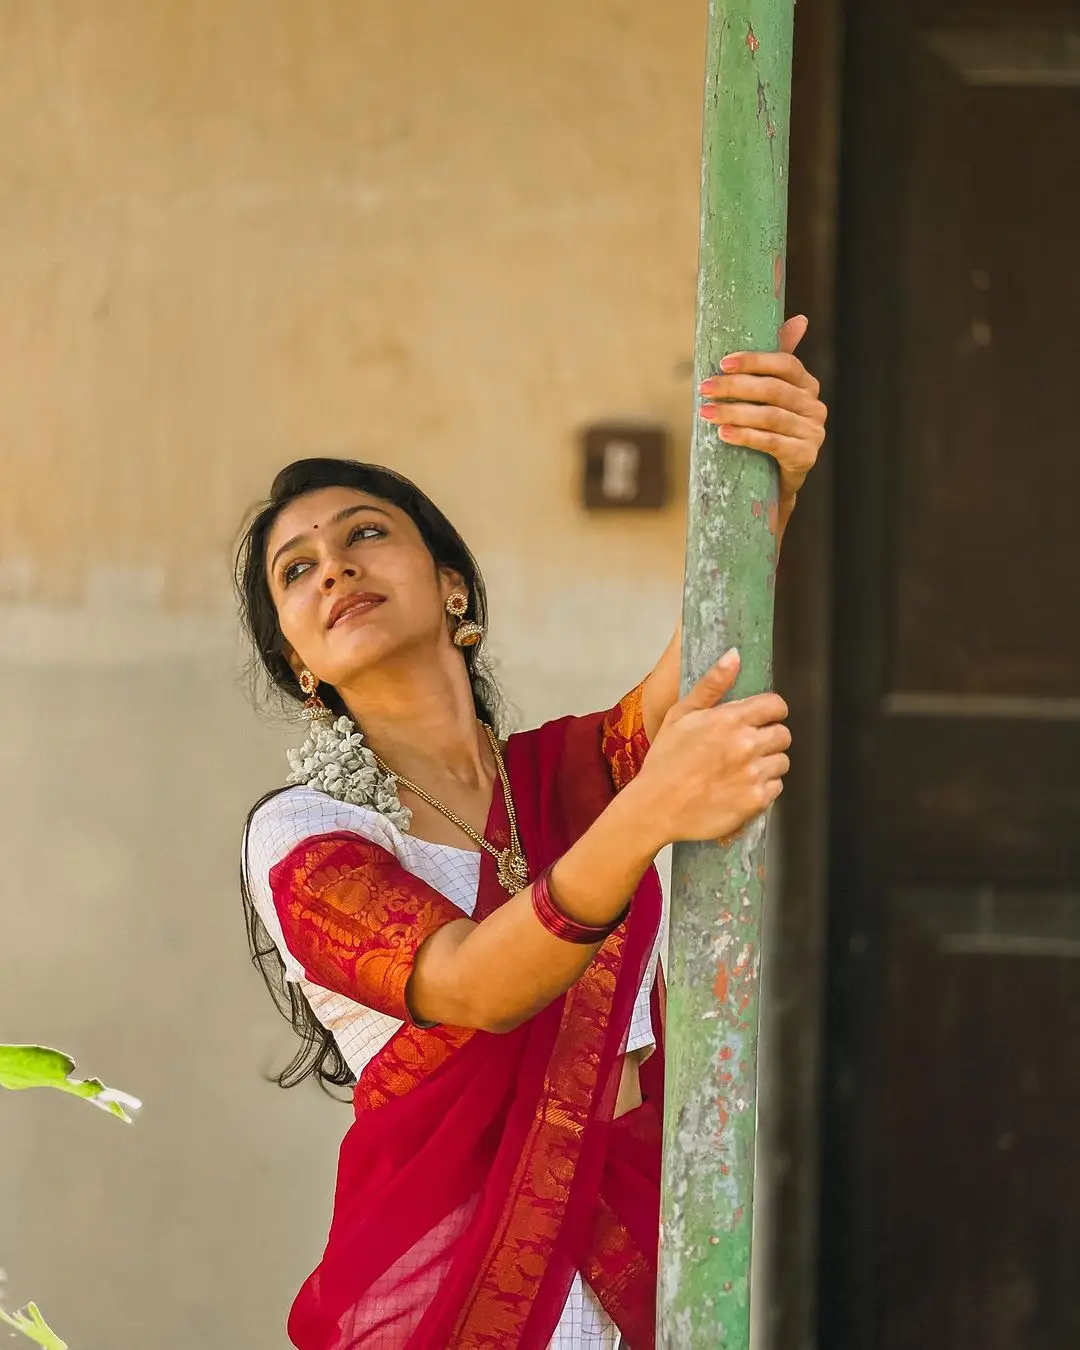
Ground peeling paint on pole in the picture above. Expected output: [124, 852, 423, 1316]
[659, 3, 794, 1348]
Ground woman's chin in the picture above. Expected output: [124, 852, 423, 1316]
[323, 625, 412, 685]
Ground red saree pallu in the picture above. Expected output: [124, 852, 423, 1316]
[272, 706, 664, 1350]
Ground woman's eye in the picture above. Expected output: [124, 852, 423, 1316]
[347, 524, 386, 545]
[282, 560, 312, 586]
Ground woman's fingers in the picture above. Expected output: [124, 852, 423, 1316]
[730, 691, 789, 727]
[701, 401, 818, 440]
[710, 425, 816, 466]
[752, 721, 793, 754]
[697, 360, 827, 495]
[717, 771, 784, 846]
[778, 314, 809, 354]
[705, 349, 820, 397]
[755, 752, 791, 782]
[677, 647, 741, 715]
[698, 373, 822, 414]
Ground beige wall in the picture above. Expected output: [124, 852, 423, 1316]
[0, 4, 703, 1347]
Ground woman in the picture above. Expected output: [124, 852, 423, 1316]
[238, 318, 826, 1350]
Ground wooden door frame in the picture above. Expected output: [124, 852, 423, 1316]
[767, 1, 844, 1347]
[814, 1, 916, 1345]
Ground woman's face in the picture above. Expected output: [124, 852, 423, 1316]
[265, 486, 459, 690]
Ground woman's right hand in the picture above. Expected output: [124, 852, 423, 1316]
[629, 648, 791, 846]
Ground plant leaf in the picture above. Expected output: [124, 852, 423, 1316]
[0, 1302, 69, 1349]
[0, 1045, 141, 1123]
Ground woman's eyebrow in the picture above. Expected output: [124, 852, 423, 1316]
[270, 504, 392, 573]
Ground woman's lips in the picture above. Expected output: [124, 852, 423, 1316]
[327, 594, 386, 629]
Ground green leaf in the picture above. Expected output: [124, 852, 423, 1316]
[0, 1045, 141, 1123]
[0, 1301, 69, 1349]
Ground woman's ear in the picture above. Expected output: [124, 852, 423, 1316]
[439, 568, 467, 603]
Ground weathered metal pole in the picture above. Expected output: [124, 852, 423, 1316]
[658, 3, 795, 1347]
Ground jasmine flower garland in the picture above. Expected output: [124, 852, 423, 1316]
[286, 716, 413, 833]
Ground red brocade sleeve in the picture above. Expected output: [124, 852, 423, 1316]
[268, 831, 467, 1021]
[601, 681, 651, 792]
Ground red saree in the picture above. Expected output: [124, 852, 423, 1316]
[269, 699, 664, 1350]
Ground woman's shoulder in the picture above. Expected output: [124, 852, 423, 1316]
[244, 786, 406, 885]
[507, 682, 649, 788]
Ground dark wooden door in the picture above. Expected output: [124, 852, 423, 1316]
[823, 3, 1080, 1347]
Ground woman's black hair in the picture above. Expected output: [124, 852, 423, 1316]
[235, 457, 502, 1093]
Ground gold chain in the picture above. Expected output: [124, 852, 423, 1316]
[372, 725, 530, 894]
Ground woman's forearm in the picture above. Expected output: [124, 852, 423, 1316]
[642, 622, 681, 743]
[407, 777, 666, 1033]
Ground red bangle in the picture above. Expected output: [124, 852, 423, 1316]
[530, 866, 630, 945]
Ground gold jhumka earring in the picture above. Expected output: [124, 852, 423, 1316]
[445, 591, 485, 648]
[298, 668, 335, 725]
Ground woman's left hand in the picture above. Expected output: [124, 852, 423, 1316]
[697, 314, 826, 502]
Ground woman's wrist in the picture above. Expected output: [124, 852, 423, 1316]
[543, 783, 663, 932]
[610, 771, 674, 859]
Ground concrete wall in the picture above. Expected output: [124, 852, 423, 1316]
[0, 4, 702, 1346]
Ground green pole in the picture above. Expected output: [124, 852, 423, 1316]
[658, 3, 795, 1347]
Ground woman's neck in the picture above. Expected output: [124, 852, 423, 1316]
[339, 654, 492, 791]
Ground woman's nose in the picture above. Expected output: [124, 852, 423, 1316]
[320, 555, 358, 590]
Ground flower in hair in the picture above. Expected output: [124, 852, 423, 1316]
[286, 716, 412, 832]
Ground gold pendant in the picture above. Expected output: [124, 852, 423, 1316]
[496, 848, 530, 894]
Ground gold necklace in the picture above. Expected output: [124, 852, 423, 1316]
[372, 725, 530, 895]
